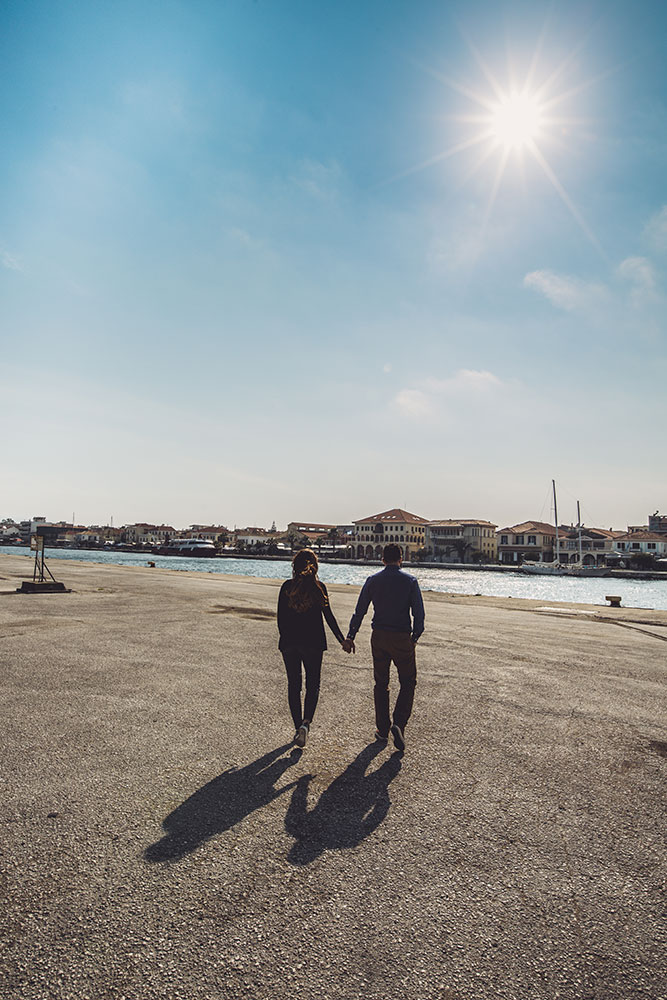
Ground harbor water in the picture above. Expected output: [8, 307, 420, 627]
[3, 545, 667, 611]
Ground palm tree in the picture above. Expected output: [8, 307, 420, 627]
[327, 526, 339, 554]
[453, 539, 472, 563]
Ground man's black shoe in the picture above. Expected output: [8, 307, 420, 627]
[390, 724, 405, 752]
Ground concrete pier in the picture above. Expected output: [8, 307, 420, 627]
[1, 553, 665, 1000]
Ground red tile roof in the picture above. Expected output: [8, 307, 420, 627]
[428, 519, 497, 528]
[614, 531, 666, 542]
[354, 508, 429, 525]
[497, 521, 556, 535]
[563, 527, 621, 540]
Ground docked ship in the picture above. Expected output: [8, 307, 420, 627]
[152, 538, 218, 557]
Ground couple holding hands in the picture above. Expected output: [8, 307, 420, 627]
[277, 544, 425, 753]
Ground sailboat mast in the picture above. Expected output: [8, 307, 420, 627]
[553, 480, 560, 563]
[577, 500, 582, 563]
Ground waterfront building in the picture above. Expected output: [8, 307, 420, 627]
[351, 508, 429, 561]
[612, 532, 667, 559]
[0, 520, 20, 542]
[286, 521, 353, 550]
[76, 529, 106, 546]
[648, 512, 667, 535]
[233, 527, 272, 548]
[425, 519, 498, 563]
[287, 521, 335, 536]
[287, 520, 335, 547]
[123, 523, 175, 545]
[496, 521, 558, 564]
[560, 527, 623, 566]
[183, 525, 229, 542]
[101, 526, 126, 544]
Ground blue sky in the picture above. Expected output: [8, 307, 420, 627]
[2, 0, 666, 530]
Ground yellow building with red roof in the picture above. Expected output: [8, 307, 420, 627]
[351, 508, 429, 562]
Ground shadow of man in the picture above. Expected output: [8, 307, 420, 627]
[145, 743, 299, 862]
[285, 743, 402, 866]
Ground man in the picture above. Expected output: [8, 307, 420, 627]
[343, 543, 424, 752]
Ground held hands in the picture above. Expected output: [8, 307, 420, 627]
[342, 637, 355, 654]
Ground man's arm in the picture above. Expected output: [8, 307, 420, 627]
[347, 578, 373, 640]
[410, 579, 425, 642]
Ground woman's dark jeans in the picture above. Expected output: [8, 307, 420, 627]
[281, 646, 323, 729]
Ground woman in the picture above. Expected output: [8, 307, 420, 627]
[277, 548, 346, 747]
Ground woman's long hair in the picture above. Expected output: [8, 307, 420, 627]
[287, 549, 329, 612]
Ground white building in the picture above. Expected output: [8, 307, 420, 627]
[425, 520, 497, 562]
[234, 527, 271, 548]
[612, 532, 667, 560]
[123, 524, 175, 545]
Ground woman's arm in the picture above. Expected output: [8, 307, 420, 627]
[277, 582, 289, 635]
[323, 603, 345, 645]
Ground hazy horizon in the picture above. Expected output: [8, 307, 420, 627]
[0, 491, 655, 535]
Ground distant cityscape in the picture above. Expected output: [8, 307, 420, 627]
[2, 507, 667, 570]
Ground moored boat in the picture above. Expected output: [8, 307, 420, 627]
[521, 480, 568, 575]
[152, 538, 218, 557]
[521, 560, 565, 575]
[521, 484, 610, 577]
[565, 565, 609, 577]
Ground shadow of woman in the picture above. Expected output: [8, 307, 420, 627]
[285, 743, 402, 866]
[145, 743, 299, 862]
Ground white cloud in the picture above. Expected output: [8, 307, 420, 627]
[427, 204, 507, 276]
[426, 369, 502, 395]
[395, 368, 506, 421]
[617, 255, 657, 306]
[523, 269, 607, 311]
[228, 227, 267, 251]
[644, 205, 667, 252]
[1, 249, 22, 271]
[394, 388, 433, 418]
[429, 228, 486, 275]
[290, 159, 342, 201]
[617, 255, 655, 289]
[525, 231, 664, 325]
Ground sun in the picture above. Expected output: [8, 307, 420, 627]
[489, 91, 543, 150]
[392, 40, 600, 249]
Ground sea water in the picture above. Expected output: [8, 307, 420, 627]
[3, 546, 667, 611]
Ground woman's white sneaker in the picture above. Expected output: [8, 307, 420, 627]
[295, 724, 309, 748]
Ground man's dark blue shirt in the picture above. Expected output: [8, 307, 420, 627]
[347, 564, 425, 642]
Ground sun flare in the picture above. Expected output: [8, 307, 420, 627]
[396, 40, 600, 249]
[490, 91, 543, 149]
